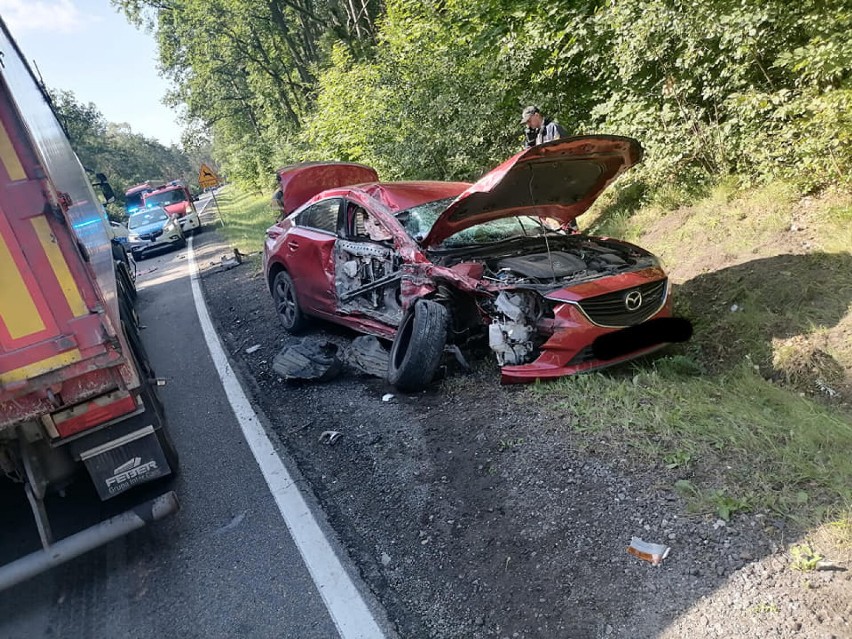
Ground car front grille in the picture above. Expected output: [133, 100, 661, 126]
[139, 230, 164, 241]
[577, 279, 667, 327]
[567, 345, 596, 366]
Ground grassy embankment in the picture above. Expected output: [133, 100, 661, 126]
[533, 181, 852, 534]
[211, 185, 276, 256]
[214, 180, 852, 535]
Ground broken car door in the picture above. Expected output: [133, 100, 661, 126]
[333, 201, 404, 326]
[283, 198, 341, 315]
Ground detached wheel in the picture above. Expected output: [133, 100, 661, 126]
[387, 299, 448, 392]
[272, 270, 307, 333]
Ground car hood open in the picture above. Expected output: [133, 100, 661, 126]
[421, 135, 642, 247]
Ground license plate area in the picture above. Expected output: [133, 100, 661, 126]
[81, 425, 171, 500]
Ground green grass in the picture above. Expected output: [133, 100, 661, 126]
[557, 182, 852, 526]
[213, 186, 276, 255]
[528, 358, 852, 522]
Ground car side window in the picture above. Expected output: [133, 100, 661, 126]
[297, 199, 341, 234]
[346, 201, 393, 242]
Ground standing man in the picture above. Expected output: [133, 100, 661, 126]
[519, 105, 578, 231]
[520, 106, 567, 147]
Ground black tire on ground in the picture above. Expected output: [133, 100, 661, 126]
[272, 270, 307, 333]
[118, 289, 155, 381]
[194, 223, 203, 234]
[387, 299, 448, 392]
[177, 236, 187, 249]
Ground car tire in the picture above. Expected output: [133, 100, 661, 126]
[387, 299, 448, 392]
[272, 270, 307, 333]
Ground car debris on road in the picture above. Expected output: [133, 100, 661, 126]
[318, 431, 343, 445]
[272, 339, 343, 381]
[627, 537, 671, 565]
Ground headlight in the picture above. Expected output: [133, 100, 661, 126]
[128, 233, 140, 242]
[185, 204, 193, 214]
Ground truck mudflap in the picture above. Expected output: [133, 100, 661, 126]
[80, 425, 172, 500]
[0, 491, 178, 591]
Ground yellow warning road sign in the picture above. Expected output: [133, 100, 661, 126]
[198, 163, 220, 189]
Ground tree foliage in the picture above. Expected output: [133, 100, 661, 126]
[115, 0, 852, 193]
[51, 90, 193, 217]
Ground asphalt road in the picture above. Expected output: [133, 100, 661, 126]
[0, 199, 363, 638]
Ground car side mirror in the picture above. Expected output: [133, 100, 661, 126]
[91, 172, 115, 204]
[100, 182, 116, 204]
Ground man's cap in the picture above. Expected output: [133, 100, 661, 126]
[520, 105, 540, 124]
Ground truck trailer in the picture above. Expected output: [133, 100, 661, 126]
[0, 18, 179, 588]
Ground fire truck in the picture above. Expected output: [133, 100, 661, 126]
[142, 179, 201, 233]
[124, 181, 156, 215]
[0, 19, 179, 588]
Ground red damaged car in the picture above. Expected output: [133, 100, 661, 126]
[263, 136, 688, 391]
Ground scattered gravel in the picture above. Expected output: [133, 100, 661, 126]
[198, 231, 851, 639]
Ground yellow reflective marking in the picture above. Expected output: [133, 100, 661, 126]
[0, 120, 26, 181]
[0, 227, 45, 338]
[31, 217, 88, 317]
[0, 349, 82, 384]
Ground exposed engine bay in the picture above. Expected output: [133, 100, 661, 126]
[435, 236, 660, 367]
[333, 234, 660, 367]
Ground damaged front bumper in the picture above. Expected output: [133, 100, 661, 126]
[499, 297, 687, 384]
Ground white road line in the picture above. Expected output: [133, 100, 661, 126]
[186, 236, 388, 639]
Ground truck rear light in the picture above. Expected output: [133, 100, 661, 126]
[50, 391, 139, 438]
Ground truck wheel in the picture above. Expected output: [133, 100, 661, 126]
[117, 262, 137, 304]
[272, 271, 307, 333]
[119, 291, 155, 381]
[387, 299, 448, 392]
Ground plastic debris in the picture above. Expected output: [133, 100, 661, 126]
[342, 335, 389, 378]
[319, 430, 342, 445]
[272, 339, 342, 381]
[627, 537, 671, 565]
[382, 393, 394, 402]
[245, 344, 261, 354]
[730, 304, 740, 312]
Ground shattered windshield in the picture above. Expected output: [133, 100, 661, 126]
[395, 197, 455, 241]
[396, 197, 566, 247]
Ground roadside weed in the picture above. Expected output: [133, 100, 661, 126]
[663, 450, 692, 469]
[749, 602, 780, 615]
[789, 543, 824, 572]
[498, 438, 524, 452]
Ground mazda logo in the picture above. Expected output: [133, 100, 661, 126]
[624, 290, 643, 311]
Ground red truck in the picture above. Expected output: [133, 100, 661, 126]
[141, 179, 201, 234]
[0, 19, 179, 588]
